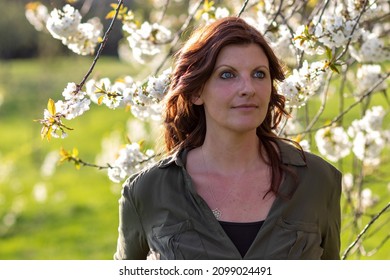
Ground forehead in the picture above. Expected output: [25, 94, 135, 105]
[215, 43, 269, 67]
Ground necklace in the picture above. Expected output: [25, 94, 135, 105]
[201, 146, 244, 220]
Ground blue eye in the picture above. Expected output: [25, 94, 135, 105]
[220, 72, 235, 79]
[253, 71, 265, 79]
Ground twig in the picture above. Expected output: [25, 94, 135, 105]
[342, 202, 390, 259]
[237, 0, 250, 17]
[335, 0, 369, 61]
[65, 153, 161, 170]
[157, 0, 170, 24]
[264, 0, 284, 36]
[77, 0, 124, 90]
[154, 0, 205, 75]
[300, 71, 333, 136]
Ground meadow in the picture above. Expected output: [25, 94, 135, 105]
[0, 56, 389, 259]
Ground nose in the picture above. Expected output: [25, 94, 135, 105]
[239, 75, 255, 97]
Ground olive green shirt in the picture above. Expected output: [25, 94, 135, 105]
[114, 140, 342, 260]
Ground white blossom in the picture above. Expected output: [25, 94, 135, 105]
[54, 84, 91, 120]
[95, 131, 123, 167]
[270, 24, 295, 64]
[342, 173, 354, 192]
[62, 82, 83, 100]
[44, 4, 103, 55]
[86, 78, 111, 104]
[293, 25, 324, 55]
[348, 106, 388, 166]
[33, 182, 48, 203]
[107, 143, 155, 183]
[63, 18, 103, 55]
[350, 32, 390, 63]
[123, 21, 172, 63]
[315, 126, 351, 162]
[46, 4, 81, 39]
[360, 188, 378, 212]
[347, 0, 389, 20]
[145, 68, 171, 102]
[299, 139, 311, 152]
[25, 2, 49, 31]
[40, 151, 60, 177]
[131, 103, 163, 121]
[313, 13, 362, 49]
[355, 65, 387, 98]
[200, 6, 230, 24]
[294, 11, 362, 53]
[278, 60, 326, 107]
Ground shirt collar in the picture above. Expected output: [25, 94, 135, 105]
[158, 139, 306, 169]
[158, 148, 186, 168]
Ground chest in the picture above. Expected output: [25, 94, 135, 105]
[190, 168, 275, 222]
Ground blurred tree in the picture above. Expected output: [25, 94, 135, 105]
[0, 0, 131, 59]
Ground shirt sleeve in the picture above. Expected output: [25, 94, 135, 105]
[114, 178, 149, 260]
[321, 169, 342, 260]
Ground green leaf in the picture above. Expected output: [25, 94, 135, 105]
[72, 147, 79, 157]
[47, 98, 56, 115]
[105, 10, 117, 19]
[329, 64, 340, 74]
[325, 47, 332, 60]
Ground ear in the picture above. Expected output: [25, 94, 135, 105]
[192, 94, 204, 105]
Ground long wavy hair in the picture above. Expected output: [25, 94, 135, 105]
[163, 17, 296, 196]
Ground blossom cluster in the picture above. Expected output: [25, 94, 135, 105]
[315, 106, 389, 167]
[122, 14, 172, 63]
[26, 3, 103, 55]
[350, 32, 390, 63]
[25, 2, 48, 31]
[277, 60, 327, 108]
[355, 64, 388, 98]
[41, 82, 91, 139]
[348, 106, 388, 166]
[39, 68, 171, 139]
[107, 143, 155, 183]
[85, 68, 171, 120]
[294, 11, 362, 54]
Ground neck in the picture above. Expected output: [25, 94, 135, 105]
[201, 132, 264, 174]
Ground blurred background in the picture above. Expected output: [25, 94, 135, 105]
[0, 0, 389, 259]
[0, 0, 141, 259]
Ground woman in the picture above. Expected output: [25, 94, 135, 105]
[114, 17, 342, 260]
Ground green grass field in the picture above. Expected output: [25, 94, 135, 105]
[0, 57, 389, 259]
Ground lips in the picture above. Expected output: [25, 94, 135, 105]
[232, 104, 258, 109]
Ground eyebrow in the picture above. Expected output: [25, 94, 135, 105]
[214, 64, 270, 72]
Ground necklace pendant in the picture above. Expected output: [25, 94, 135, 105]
[212, 208, 222, 219]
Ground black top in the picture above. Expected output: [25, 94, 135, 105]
[219, 220, 264, 257]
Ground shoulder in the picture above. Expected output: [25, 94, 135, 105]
[277, 139, 341, 177]
[303, 150, 342, 181]
[122, 152, 182, 198]
[277, 139, 342, 194]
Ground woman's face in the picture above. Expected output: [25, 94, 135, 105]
[194, 43, 272, 136]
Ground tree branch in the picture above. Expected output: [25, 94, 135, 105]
[77, 0, 124, 90]
[342, 202, 390, 259]
[154, 0, 205, 75]
[286, 72, 390, 136]
[237, 0, 250, 17]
